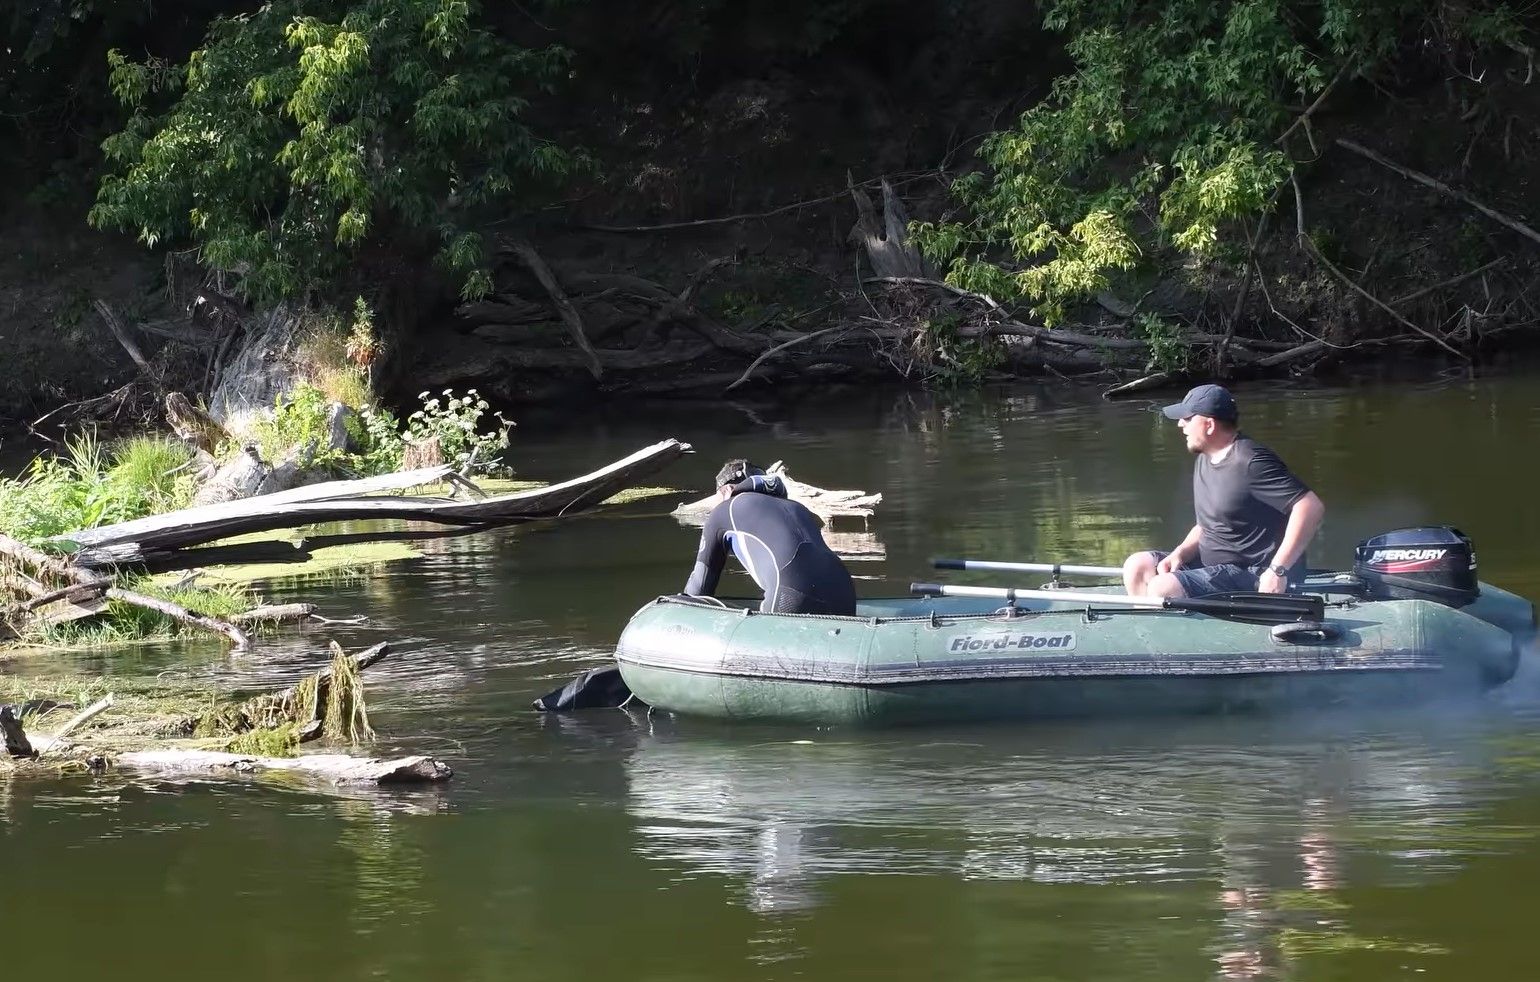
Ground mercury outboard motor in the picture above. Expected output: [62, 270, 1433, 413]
[1353, 526, 1479, 607]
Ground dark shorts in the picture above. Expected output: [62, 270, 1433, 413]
[1143, 551, 1278, 599]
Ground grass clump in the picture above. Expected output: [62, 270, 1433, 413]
[226, 722, 302, 757]
[0, 432, 194, 544]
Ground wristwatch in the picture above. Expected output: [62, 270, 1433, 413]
[1269, 564, 1289, 577]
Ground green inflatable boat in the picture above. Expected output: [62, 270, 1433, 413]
[615, 528, 1535, 726]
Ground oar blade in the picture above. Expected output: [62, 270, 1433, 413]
[1172, 592, 1324, 626]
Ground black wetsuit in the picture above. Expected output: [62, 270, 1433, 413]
[683, 475, 857, 615]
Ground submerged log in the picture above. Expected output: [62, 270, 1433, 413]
[112, 749, 453, 785]
[58, 439, 691, 566]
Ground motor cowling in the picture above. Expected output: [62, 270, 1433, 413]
[1353, 526, 1478, 607]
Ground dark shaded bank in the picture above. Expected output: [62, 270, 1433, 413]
[8, 2, 1540, 423]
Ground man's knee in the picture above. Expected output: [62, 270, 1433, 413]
[1146, 573, 1188, 599]
[1123, 551, 1158, 577]
[1123, 551, 1159, 595]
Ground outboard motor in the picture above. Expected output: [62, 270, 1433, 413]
[1353, 526, 1479, 607]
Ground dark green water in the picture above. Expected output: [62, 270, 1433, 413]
[5, 375, 1540, 980]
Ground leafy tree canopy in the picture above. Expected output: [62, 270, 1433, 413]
[915, 0, 1529, 324]
[88, 0, 581, 302]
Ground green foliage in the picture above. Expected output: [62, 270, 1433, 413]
[1132, 313, 1191, 373]
[916, 0, 1529, 324]
[0, 433, 194, 543]
[89, 0, 581, 302]
[914, 312, 1004, 387]
[239, 382, 509, 477]
[244, 382, 343, 465]
[405, 387, 513, 474]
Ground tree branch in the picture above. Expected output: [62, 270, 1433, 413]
[1336, 137, 1540, 248]
[505, 239, 604, 380]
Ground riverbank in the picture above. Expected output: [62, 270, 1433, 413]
[8, 4, 1540, 422]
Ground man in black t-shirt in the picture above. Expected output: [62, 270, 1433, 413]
[684, 459, 857, 615]
[1122, 385, 1326, 599]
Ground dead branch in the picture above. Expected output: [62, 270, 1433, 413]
[1303, 238, 1469, 360]
[1289, 171, 1468, 360]
[0, 533, 251, 648]
[29, 695, 117, 755]
[1103, 372, 1183, 398]
[107, 587, 251, 648]
[1391, 259, 1506, 306]
[575, 172, 933, 233]
[94, 299, 153, 377]
[1277, 63, 1352, 147]
[1336, 138, 1540, 248]
[725, 326, 851, 392]
[866, 277, 1147, 350]
[505, 238, 605, 380]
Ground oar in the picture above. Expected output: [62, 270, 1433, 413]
[933, 558, 1122, 577]
[909, 582, 1324, 626]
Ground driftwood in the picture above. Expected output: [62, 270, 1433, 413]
[30, 695, 115, 755]
[2, 570, 107, 628]
[0, 534, 251, 648]
[231, 603, 317, 626]
[672, 461, 881, 524]
[112, 750, 452, 785]
[56, 439, 690, 566]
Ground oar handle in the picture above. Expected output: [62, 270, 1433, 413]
[932, 558, 1124, 577]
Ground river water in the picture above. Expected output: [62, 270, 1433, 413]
[4, 375, 1540, 980]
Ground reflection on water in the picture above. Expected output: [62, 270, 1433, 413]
[622, 704, 1532, 977]
[6, 374, 1540, 980]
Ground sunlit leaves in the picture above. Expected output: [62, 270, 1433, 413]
[924, 0, 1528, 324]
[89, 0, 577, 302]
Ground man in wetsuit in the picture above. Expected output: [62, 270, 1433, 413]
[683, 459, 857, 615]
[1122, 384, 1326, 599]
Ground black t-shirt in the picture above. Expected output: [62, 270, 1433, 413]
[1194, 435, 1310, 569]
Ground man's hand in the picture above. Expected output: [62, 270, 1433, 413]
[1256, 569, 1286, 594]
[1156, 553, 1185, 575]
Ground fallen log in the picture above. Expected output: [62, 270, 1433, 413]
[54, 439, 690, 566]
[0, 534, 250, 647]
[231, 603, 317, 626]
[112, 749, 452, 785]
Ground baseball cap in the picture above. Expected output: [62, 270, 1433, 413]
[1161, 384, 1239, 422]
